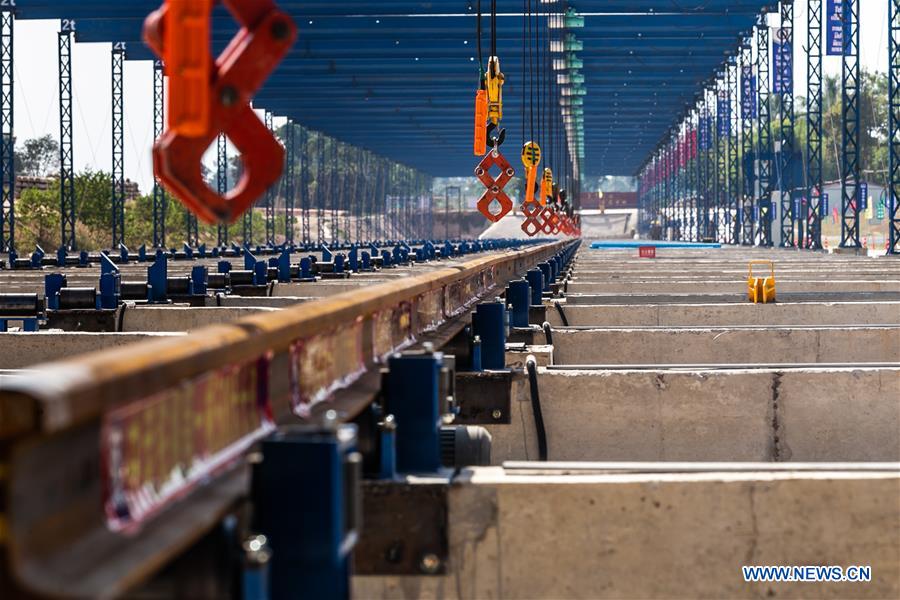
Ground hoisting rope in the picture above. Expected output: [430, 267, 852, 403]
[475, 0, 515, 223]
[519, 0, 546, 237]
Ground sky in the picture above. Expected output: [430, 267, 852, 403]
[9, 3, 891, 191]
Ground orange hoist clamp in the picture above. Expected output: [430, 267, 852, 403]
[520, 141, 542, 237]
[474, 88, 488, 156]
[540, 168, 554, 205]
[143, 0, 297, 224]
[475, 56, 514, 222]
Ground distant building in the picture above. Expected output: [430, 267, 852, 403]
[14, 175, 141, 201]
[580, 191, 638, 210]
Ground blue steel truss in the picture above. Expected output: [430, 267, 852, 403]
[727, 61, 740, 245]
[110, 44, 125, 248]
[0, 10, 13, 253]
[807, 0, 823, 250]
[264, 111, 276, 246]
[740, 41, 755, 245]
[59, 27, 76, 250]
[778, 1, 795, 248]
[890, 0, 900, 254]
[216, 132, 228, 246]
[152, 60, 166, 248]
[840, 0, 861, 249]
[756, 18, 774, 247]
[285, 122, 295, 245]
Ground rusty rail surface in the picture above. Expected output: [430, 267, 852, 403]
[0, 240, 572, 598]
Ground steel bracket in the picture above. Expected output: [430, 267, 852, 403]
[355, 480, 449, 576]
[455, 370, 513, 424]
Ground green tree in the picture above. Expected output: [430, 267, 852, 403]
[16, 135, 60, 177]
[15, 187, 60, 250]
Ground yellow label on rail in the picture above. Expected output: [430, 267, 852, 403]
[102, 358, 271, 531]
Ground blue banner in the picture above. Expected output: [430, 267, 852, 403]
[699, 115, 713, 151]
[793, 197, 801, 220]
[859, 181, 868, 210]
[741, 66, 757, 119]
[822, 192, 829, 214]
[716, 92, 731, 138]
[772, 28, 793, 95]
[826, 0, 847, 56]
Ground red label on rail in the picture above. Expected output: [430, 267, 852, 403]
[101, 357, 272, 531]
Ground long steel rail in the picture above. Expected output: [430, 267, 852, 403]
[0, 239, 573, 598]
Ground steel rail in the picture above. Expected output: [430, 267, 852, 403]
[0, 239, 572, 598]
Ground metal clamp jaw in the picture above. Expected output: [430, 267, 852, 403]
[143, 0, 297, 224]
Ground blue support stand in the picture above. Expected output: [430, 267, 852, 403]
[472, 302, 507, 370]
[147, 254, 167, 303]
[190, 265, 208, 296]
[507, 280, 531, 328]
[253, 426, 359, 600]
[99, 252, 120, 309]
[537, 263, 552, 290]
[277, 249, 291, 282]
[526, 269, 544, 306]
[385, 351, 444, 473]
[44, 273, 66, 310]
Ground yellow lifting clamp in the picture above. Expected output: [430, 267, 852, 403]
[540, 168, 554, 206]
[748, 261, 777, 304]
[485, 56, 504, 125]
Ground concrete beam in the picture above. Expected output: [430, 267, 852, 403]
[355, 465, 900, 599]
[547, 302, 900, 327]
[550, 326, 900, 365]
[0, 332, 184, 369]
[487, 367, 900, 463]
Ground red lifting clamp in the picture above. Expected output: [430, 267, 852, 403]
[144, 0, 297, 224]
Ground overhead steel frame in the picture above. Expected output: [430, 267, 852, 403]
[728, 60, 740, 245]
[690, 106, 703, 242]
[0, 10, 11, 253]
[264, 111, 276, 246]
[678, 127, 686, 240]
[345, 147, 357, 243]
[778, 0, 795, 248]
[216, 132, 228, 246]
[299, 125, 310, 246]
[807, 0, 824, 250]
[58, 23, 76, 251]
[840, 0, 861, 248]
[315, 132, 325, 245]
[662, 143, 669, 234]
[354, 148, 365, 243]
[152, 60, 166, 248]
[110, 44, 126, 248]
[331, 140, 340, 245]
[740, 41, 756, 245]
[284, 121, 296, 246]
[715, 76, 727, 243]
[699, 95, 711, 239]
[756, 18, 774, 246]
[890, 0, 900, 255]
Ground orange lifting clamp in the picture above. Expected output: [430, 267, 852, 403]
[519, 141, 543, 237]
[475, 56, 515, 222]
[144, 0, 297, 224]
[748, 261, 777, 304]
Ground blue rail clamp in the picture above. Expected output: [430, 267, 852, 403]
[98, 252, 121, 310]
[190, 265, 208, 296]
[44, 273, 67, 311]
[147, 254, 168, 304]
[253, 425, 361, 600]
